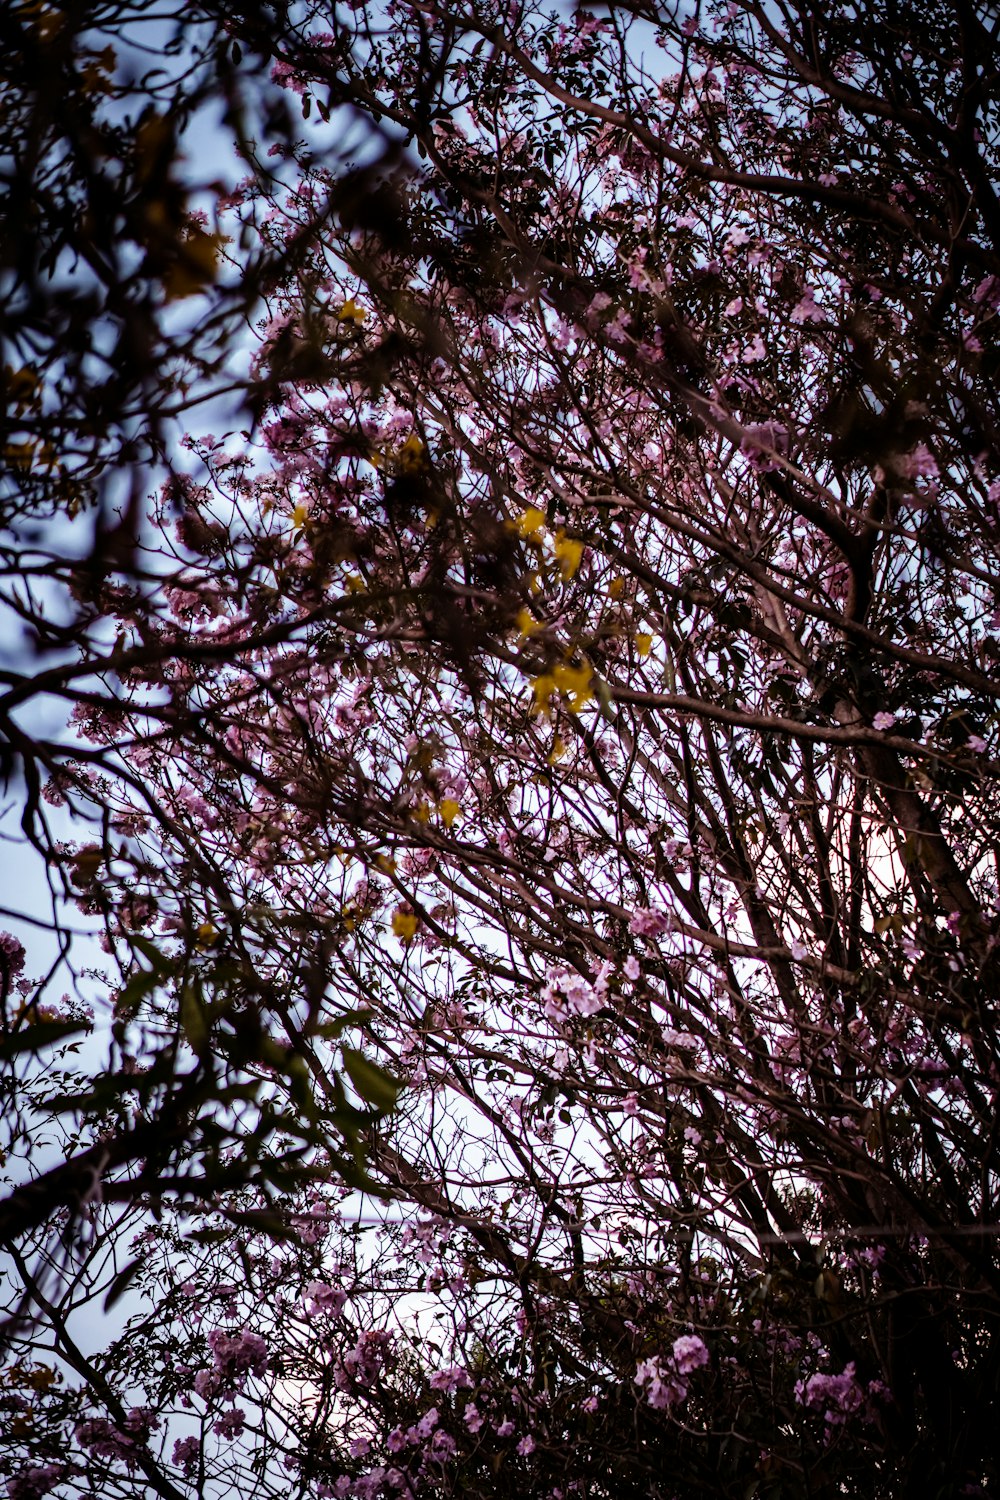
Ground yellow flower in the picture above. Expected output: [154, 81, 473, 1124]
[531, 659, 594, 716]
[553, 529, 583, 580]
[515, 506, 546, 539]
[337, 298, 366, 326]
[551, 659, 594, 710]
[516, 607, 542, 639]
[531, 672, 557, 717]
[392, 910, 418, 941]
[635, 633, 652, 657]
[439, 797, 461, 828]
[396, 432, 426, 473]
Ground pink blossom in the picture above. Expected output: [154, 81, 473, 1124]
[414, 1408, 439, 1440]
[429, 1364, 473, 1392]
[549, 319, 576, 352]
[790, 289, 829, 324]
[629, 907, 673, 938]
[338, 1330, 393, 1389]
[209, 1328, 268, 1375]
[671, 1334, 709, 1374]
[973, 274, 1000, 309]
[605, 307, 631, 343]
[213, 1408, 246, 1439]
[635, 1335, 709, 1410]
[0, 931, 26, 976]
[740, 422, 789, 472]
[872, 712, 896, 731]
[75, 1415, 149, 1467]
[6, 1466, 64, 1500]
[305, 1280, 347, 1317]
[172, 1436, 200, 1474]
[897, 443, 939, 481]
[635, 1356, 686, 1410]
[795, 1361, 864, 1427]
[431, 1430, 457, 1458]
[541, 966, 605, 1018]
[271, 59, 308, 94]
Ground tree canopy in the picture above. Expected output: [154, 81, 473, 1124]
[3, 2, 1000, 1497]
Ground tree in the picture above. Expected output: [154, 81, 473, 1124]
[0, 0, 403, 1256]
[3, 1, 1000, 1497]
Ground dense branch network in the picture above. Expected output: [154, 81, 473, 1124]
[3, 3, 1000, 1499]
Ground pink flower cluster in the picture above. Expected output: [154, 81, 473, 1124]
[541, 965, 607, 1019]
[794, 1360, 886, 1434]
[335, 1330, 394, 1390]
[740, 422, 790, 473]
[6, 1466, 64, 1500]
[213, 1407, 247, 1439]
[635, 1333, 709, 1410]
[428, 1364, 473, 1393]
[172, 1436, 200, 1474]
[194, 1328, 269, 1400]
[305, 1280, 348, 1317]
[208, 1328, 268, 1377]
[629, 907, 674, 938]
[0, 931, 26, 977]
[75, 1406, 160, 1469]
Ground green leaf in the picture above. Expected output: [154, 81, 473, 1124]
[179, 984, 209, 1055]
[104, 1256, 145, 1312]
[220, 1208, 298, 1240]
[115, 966, 162, 1019]
[342, 1047, 398, 1112]
[45, 1068, 162, 1113]
[125, 935, 173, 973]
[0, 1020, 89, 1062]
[309, 1008, 374, 1041]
